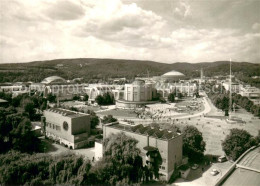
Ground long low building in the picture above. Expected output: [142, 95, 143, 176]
[42, 108, 91, 149]
[101, 122, 183, 181]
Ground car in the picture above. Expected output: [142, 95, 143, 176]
[210, 169, 219, 176]
[191, 164, 199, 170]
[218, 156, 227, 162]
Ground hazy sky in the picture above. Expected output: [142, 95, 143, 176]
[1, 0, 260, 64]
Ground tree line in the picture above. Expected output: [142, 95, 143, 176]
[208, 90, 260, 117]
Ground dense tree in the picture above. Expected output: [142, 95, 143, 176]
[0, 152, 92, 185]
[11, 118, 40, 152]
[102, 115, 118, 124]
[182, 125, 206, 162]
[87, 110, 99, 129]
[22, 98, 36, 120]
[95, 95, 104, 105]
[208, 88, 260, 117]
[73, 95, 80, 100]
[0, 110, 40, 153]
[47, 93, 56, 103]
[100, 132, 144, 184]
[168, 92, 175, 102]
[255, 130, 260, 144]
[222, 129, 257, 160]
[0, 92, 12, 103]
[83, 94, 89, 101]
[95, 92, 115, 105]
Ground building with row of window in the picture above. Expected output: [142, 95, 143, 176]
[41, 108, 91, 149]
[98, 122, 183, 181]
[155, 82, 198, 98]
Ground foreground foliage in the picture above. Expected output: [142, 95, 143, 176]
[0, 152, 92, 185]
[0, 133, 156, 185]
[182, 125, 206, 162]
[222, 129, 257, 160]
[0, 108, 40, 153]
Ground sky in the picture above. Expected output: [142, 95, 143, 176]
[0, 0, 260, 64]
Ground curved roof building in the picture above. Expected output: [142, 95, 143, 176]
[161, 70, 185, 81]
[41, 76, 66, 84]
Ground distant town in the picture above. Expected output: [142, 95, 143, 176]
[0, 62, 259, 185]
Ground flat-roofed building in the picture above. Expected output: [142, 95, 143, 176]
[222, 81, 241, 93]
[42, 108, 90, 149]
[102, 123, 183, 181]
[155, 82, 197, 98]
[239, 86, 260, 99]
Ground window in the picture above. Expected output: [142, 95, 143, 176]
[159, 166, 166, 170]
[163, 158, 166, 163]
[56, 125, 61, 131]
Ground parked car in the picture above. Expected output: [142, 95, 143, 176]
[210, 169, 219, 176]
[191, 164, 199, 170]
[218, 156, 227, 162]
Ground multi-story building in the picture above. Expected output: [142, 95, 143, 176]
[124, 80, 156, 102]
[102, 122, 183, 181]
[42, 108, 91, 149]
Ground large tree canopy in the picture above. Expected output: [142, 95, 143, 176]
[182, 125, 206, 162]
[95, 92, 115, 105]
[222, 129, 257, 160]
[94, 132, 143, 184]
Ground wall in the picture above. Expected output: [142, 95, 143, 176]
[95, 141, 103, 161]
[44, 110, 74, 143]
[71, 115, 90, 135]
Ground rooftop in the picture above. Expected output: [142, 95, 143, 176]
[106, 123, 180, 140]
[41, 76, 66, 84]
[162, 70, 185, 77]
[221, 146, 260, 186]
[46, 108, 87, 118]
[132, 79, 145, 86]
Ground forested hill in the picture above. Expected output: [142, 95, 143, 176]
[0, 58, 259, 86]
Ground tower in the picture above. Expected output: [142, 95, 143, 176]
[200, 68, 204, 80]
[229, 59, 232, 120]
